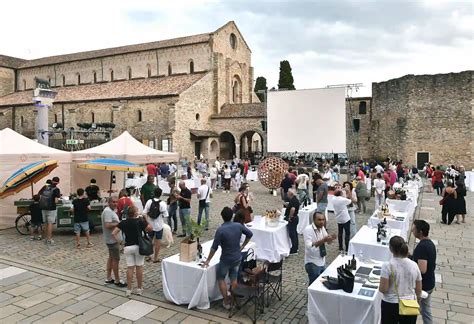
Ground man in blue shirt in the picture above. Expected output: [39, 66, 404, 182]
[202, 207, 253, 309]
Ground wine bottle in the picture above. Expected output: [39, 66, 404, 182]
[351, 254, 357, 270]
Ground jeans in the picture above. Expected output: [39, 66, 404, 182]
[179, 208, 191, 235]
[197, 203, 210, 229]
[305, 263, 325, 286]
[287, 217, 299, 253]
[316, 202, 327, 213]
[420, 289, 433, 324]
[337, 220, 351, 251]
[168, 203, 178, 232]
[357, 197, 366, 213]
[349, 210, 357, 238]
[297, 189, 309, 205]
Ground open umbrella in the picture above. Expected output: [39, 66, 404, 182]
[77, 158, 144, 195]
[0, 160, 58, 199]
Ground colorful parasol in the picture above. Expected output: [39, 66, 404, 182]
[0, 160, 58, 199]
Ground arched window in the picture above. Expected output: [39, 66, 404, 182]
[22, 79, 26, 90]
[62, 75, 66, 86]
[20, 116, 24, 126]
[167, 62, 172, 76]
[189, 60, 194, 73]
[77, 73, 81, 85]
[93, 71, 97, 83]
[147, 64, 151, 78]
[110, 70, 114, 81]
[128, 67, 132, 80]
[359, 101, 367, 114]
[91, 112, 95, 123]
[232, 75, 242, 104]
[138, 110, 142, 122]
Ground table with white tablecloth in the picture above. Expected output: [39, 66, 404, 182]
[465, 171, 474, 192]
[246, 219, 291, 262]
[348, 225, 402, 262]
[385, 199, 415, 220]
[281, 203, 318, 234]
[368, 211, 410, 239]
[246, 170, 258, 181]
[162, 240, 255, 309]
[307, 255, 382, 324]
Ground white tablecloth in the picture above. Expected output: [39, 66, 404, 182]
[281, 203, 318, 234]
[246, 219, 291, 262]
[162, 240, 255, 309]
[246, 170, 258, 181]
[465, 171, 474, 192]
[368, 211, 410, 239]
[385, 199, 415, 220]
[125, 176, 147, 189]
[307, 255, 382, 324]
[348, 225, 402, 262]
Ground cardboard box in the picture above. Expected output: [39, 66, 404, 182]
[180, 238, 197, 262]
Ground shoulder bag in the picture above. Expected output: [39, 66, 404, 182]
[136, 219, 153, 256]
[391, 265, 420, 316]
[199, 187, 210, 208]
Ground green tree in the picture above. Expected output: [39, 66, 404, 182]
[254, 76, 267, 102]
[278, 60, 295, 90]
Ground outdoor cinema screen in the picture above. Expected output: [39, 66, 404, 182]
[266, 87, 346, 153]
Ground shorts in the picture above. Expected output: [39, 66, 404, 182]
[107, 243, 120, 260]
[149, 229, 163, 240]
[42, 210, 57, 224]
[124, 245, 145, 267]
[216, 260, 240, 281]
[74, 221, 90, 234]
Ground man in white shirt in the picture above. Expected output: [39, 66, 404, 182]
[303, 212, 336, 285]
[331, 190, 352, 253]
[215, 158, 222, 189]
[143, 187, 169, 263]
[197, 178, 212, 230]
[169, 162, 177, 176]
[296, 170, 309, 205]
[375, 163, 384, 175]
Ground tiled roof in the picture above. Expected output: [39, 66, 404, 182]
[19, 33, 211, 68]
[211, 103, 265, 118]
[0, 55, 27, 69]
[190, 129, 219, 138]
[0, 72, 208, 107]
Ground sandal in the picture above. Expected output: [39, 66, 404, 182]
[152, 258, 161, 263]
[76, 243, 81, 249]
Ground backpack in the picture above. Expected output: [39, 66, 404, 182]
[39, 186, 55, 210]
[148, 199, 162, 219]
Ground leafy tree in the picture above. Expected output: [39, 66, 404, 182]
[254, 76, 267, 102]
[278, 60, 295, 90]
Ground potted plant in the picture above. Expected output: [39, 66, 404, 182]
[179, 219, 207, 262]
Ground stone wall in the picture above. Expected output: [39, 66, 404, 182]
[346, 97, 372, 161]
[0, 67, 15, 97]
[372, 71, 473, 169]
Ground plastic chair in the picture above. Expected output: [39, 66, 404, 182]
[230, 268, 266, 324]
[264, 259, 283, 306]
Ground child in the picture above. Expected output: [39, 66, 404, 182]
[71, 188, 93, 248]
[29, 194, 43, 240]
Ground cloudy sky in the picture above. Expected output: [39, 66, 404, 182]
[1, 0, 472, 96]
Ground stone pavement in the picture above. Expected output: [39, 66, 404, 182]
[409, 182, 474, 324]
[1, 179, 471, 323]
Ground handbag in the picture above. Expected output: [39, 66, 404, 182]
[199, 187, 210, 208]
[136, 219, 153, 256]
[391, 266, 420, 316]
[241, 248, 257, 271]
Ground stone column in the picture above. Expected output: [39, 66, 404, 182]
[235, 142, 241, 159]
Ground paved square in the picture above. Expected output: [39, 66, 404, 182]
[109, 300, 157, 321]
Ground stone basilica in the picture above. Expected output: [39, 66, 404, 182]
[0, 21, 265, 161]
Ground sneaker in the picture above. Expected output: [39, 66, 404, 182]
[36, 236, 43, 240]
[30, 236, 35, 241]
[136, 288, 143, 296]
[86, 242, 94, 248]
[115, 280, 127, 288]
[125, 290, 132, 297]
[105, 279, 115, 284]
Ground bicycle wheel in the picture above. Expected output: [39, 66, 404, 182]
[15, 213, 31, 235]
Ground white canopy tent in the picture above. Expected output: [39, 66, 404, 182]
[0, 128, 72, 229]
[71, 131, 179, 191]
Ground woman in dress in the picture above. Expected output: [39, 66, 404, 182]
[374, 173, 386, 210]
[379, 236, 422, 324]
[454, 180, 467, 224]
[432, 166, 445, 196]
[234, 185, 252, 223]
[441, 182, 457, 225]
[112, 205, 152, 297]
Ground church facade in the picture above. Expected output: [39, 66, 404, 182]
[0, 21, 265, 161]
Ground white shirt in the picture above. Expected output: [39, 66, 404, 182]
[215, 160, 221, 170]
[381, 257, 422, 303]
[331, 196, 351, 224]
[375, 164, 384, 174]
[374, 178, 386, 195]
[224, 169, 231, 179]
[303, 224, 328, 266]
[143, 198, 169, 231]
[209, 167, 218, 179]
[169, 163, 177, 174]
[296, 174, 309, 190]
[197, 184, 212, 203]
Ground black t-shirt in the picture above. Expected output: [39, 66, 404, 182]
[412, 239, 437, 291]
[117, 218, 147, 246]
[29, 202, 43, 224]
[179, 188, 192, 209]
[85, 185, 100, 201]
[48, 186, 61, 210]
[285, 196, 300, 221]
[72, 197, 90, 222]
[280, 178, 293, 193]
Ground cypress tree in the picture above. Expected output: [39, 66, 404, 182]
[254, 76, 268, 102]
[278, 60, 295, 90]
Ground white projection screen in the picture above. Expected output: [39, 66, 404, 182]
[267, 87, 346, 153]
